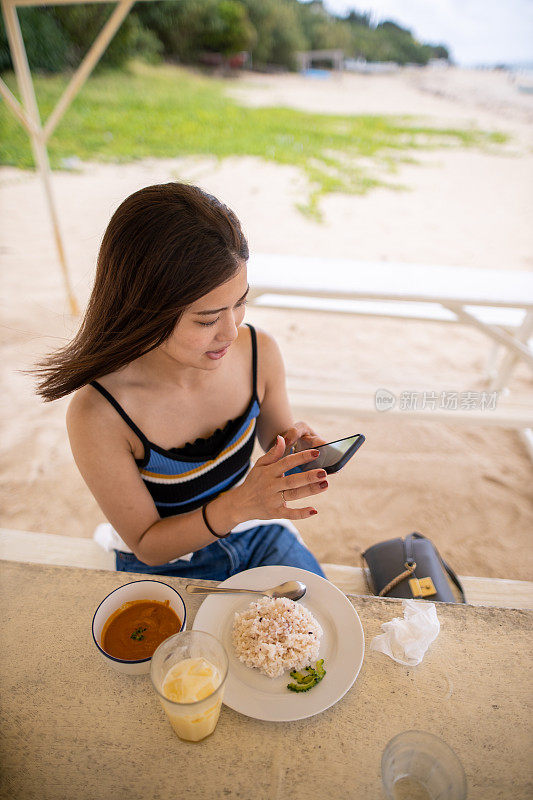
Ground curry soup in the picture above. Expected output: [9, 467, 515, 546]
[102, 599, 181, 660]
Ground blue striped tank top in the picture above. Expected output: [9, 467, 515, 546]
[90, 323, 261, 518]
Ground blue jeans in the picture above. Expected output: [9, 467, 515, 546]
[115, 523, 325, 580]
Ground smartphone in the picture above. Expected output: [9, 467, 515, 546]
[285, 434, 365, 475]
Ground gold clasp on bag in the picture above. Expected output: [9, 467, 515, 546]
[409, 576, 437, 598]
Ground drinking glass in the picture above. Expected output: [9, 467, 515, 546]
[381, 730, 467, 800]
[150, 631, 228, 742]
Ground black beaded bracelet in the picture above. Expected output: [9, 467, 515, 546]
[201, 502, 230, 539]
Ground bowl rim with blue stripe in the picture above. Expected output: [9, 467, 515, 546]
[92, 579, 187, 674]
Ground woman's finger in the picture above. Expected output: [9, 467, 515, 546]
[257, 435, 287, 466]
[283, 480, 328, 502]
[281, 426, 299, 448]
[282, 506, 319, 520]
[299, 433, 327, 448]
[275, 448, 320, 476]
[277, 468, 327, 492]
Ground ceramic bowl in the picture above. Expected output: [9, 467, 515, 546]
[92, 580, 187, 675]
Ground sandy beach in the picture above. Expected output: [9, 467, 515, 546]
[1, 65, 532, 580]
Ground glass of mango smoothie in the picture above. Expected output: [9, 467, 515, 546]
[150, 631, 228, 742]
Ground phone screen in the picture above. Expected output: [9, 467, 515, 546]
[297, 435, 364, 472]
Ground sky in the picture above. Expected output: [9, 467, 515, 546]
[322, 0, 533, 66]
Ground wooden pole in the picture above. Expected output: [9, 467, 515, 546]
[1, 0, 80, 315]
[43, 0, 133, 142]
[0, 75, 38, 133]
[1, 0, 168, 315]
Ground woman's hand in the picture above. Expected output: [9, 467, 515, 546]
[232, 435, 329, 521]
[278, 421, 327, 456]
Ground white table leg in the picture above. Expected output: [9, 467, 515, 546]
[519, 428, 533, 463]
[484, 342, 501, 382]
[490, 310, 533, 392]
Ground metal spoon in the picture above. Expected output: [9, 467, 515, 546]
[185, 580, 306, 601]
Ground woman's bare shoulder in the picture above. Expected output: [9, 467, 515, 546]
[252, 325, 283, 364]
[67, 385, 98, 424]
[66, 384, 126, 441]
[251, 325, 280, 353]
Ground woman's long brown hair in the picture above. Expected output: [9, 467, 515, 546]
[34, 183, 249, 401]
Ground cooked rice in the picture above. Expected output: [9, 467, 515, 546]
[232, 596, 323, 678]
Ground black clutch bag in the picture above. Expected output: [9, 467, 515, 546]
[361, 532, 465, 603]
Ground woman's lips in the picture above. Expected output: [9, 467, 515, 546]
[206, 345, 229, 360]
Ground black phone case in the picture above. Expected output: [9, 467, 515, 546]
[284, 434, 365, 476]
[324, 435, 365, 474]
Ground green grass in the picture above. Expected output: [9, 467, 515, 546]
[0, 62, 507, 219]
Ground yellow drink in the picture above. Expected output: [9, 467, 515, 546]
[393, 778, 432, 800]
[160, 656, 223, 741]
[163, 657, 220, 702]
[151, 632, 228, 742]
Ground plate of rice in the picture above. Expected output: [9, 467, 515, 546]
[192, 565, 364, 721]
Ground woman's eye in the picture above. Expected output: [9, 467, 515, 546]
[197, 300, 247, 327]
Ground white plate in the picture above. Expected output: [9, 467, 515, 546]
[192, 565, 364, 721]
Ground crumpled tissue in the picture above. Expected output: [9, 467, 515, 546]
[370, 599, 440, 666]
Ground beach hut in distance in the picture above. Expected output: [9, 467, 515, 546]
[297, 49, 345, 74]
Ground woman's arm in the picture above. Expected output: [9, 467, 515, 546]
[67, 390, 221, 565]
[66, 385, 326, 566]
[254, 329, 327, 452]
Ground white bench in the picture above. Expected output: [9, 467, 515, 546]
[248, 255, 533, 437]
[1, 528, 532, 611]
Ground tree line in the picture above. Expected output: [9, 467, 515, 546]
[0, 0, 450, 74]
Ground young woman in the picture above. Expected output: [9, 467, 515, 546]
[35, 183, 329, 580]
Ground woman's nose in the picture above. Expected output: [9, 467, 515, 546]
[218, 312, 239, 342]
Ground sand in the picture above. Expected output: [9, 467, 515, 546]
[1, 66, 532, 580]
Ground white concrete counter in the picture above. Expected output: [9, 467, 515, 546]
[1, 561, 531, 800]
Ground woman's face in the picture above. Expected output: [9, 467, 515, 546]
[161, 265, 249, 369]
